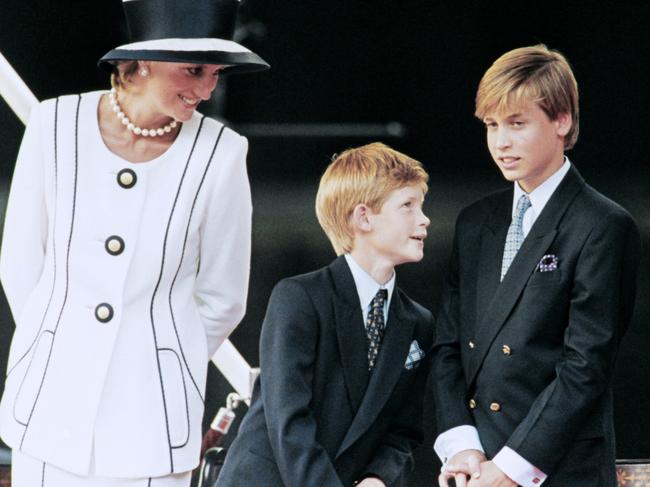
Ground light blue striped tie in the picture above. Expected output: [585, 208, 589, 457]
[501, 194, 531, 281]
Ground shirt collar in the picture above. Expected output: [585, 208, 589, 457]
[344, 254, 395, 313]
[513, 157, 571, 216]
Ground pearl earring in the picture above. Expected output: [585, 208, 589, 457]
[140, 68, 149, 77]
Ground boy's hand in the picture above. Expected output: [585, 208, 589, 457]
[356, 477, 386, 487]
[438, 449, 486, 487]
[467, 461, 516, 487]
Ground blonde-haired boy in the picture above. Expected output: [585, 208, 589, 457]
[433, 45, 640, 487]
[316, 142, 429, 255]
[217, 142, 434, 487]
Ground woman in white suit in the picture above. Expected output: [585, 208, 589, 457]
[0, 0, 268, 485]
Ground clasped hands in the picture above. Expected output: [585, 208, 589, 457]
[438, 450, 516, 487]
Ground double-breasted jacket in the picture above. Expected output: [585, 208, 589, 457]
[0, 91, 252, 477]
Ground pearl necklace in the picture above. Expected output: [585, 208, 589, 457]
[109, 88, 178, 137]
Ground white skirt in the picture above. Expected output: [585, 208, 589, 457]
[11, 450, 191, 487]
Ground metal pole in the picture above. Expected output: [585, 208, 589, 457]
[0, 51, 38, 124]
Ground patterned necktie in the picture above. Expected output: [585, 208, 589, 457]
[366, 288, 388, 371]
[501, 194, 531, 281]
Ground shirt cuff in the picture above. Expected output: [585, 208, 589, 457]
[433, 425, 485, 465]
[493, 447, 547, 486]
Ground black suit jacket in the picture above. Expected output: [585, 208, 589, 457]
[217, 256, 434, 487]
[432, 166, 640, 486]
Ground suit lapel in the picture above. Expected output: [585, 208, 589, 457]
[475, 191, 511, 320]
[468, 166, 585, 385]
[331, 257, 371, 413]
[336, 289, 416, 458]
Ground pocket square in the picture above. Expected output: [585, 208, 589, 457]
[405, 340, 425, 370]
[536, 254, 559, 272]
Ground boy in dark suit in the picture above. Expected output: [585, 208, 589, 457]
[433, 45, 640, 487]
[216, 143, 434, 486]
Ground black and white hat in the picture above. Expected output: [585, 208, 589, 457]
[98, 0, 269, 75]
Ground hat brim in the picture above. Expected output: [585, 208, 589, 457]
[98, 38, 269, 75]
[99, 49, 269, 75]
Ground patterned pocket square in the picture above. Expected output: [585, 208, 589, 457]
[536, 254, 559, 272]
[405, 340, 425, 370]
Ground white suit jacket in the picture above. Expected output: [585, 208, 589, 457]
[0, 91, 251, 478]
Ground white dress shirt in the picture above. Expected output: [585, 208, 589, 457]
[434, 158, 571, 487]
[344, 254, 395, 325]
[516, 158, 571, 238]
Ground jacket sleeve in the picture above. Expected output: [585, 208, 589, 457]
[361, 313, 434, 487]
[506, 209, 641, 474]
[431, 213, 477, 435]
[194, 133, 252, 357]
[260, 278, 345, 487]
[0, 102, 48, 323]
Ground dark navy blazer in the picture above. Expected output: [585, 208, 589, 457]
[432, 165, 640, 486]
[217, 256, 434, 487]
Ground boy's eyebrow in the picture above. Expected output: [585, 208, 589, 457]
[484, 111, 526, 122]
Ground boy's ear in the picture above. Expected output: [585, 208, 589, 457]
[555, 112, 572, 137]
[351, 204, 373, 232]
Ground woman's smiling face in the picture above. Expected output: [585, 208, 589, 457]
[141, 61, 226, 122]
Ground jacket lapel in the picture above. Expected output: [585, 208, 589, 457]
[468, 166, 585, 385]
[336, 289, 416, 458]
[475, 190, 511, 320]
[331, 257, 371, 413]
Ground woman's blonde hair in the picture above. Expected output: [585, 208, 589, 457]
[475, 44, 579, 149]
[315, 142, 428, 255]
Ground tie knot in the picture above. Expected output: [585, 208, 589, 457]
[373, 288, 388, 306]
[515, 194, 531, 218]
